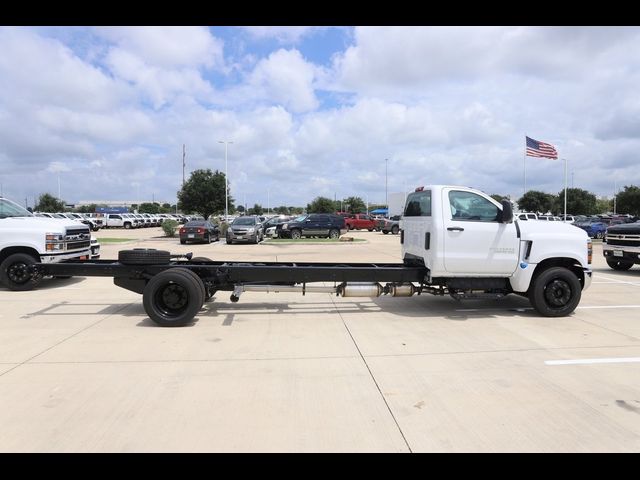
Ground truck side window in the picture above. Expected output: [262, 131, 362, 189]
[448, 191, 499, 222]
[404, 191, 431, 217]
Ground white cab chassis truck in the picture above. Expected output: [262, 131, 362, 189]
[1, 197, 92, 290]
[33, 185, 592, 327]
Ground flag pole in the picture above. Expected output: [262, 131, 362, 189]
[563, 157, 567, 221]
[523, 135, 527, 197]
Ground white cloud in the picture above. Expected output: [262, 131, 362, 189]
[95, 26, 224, 69]
[246, 49, 319, 113]
[241, 26, 321, 44]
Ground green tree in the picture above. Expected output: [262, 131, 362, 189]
[554, 188, 597, 215]
[248, 204, 263, 215]
[490, 194, 508, 203]
[343, 196, 366, 213]
[236, 205, 245, 214]
[177, 169, 234, 220]
[516, 190, 555, 214]
[76, 204, 97, 213]
[290, 206, 304, 215]
[616, 185, 640, 215]
[307, 196, 336, 213]
[34, 193, 65, 212]
[139, 202, 161, 214]
[595, 198, 612, 214]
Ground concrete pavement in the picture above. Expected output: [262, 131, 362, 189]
[1, 229, 639, 451]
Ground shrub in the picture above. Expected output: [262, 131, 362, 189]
[162, 219, 179, 237]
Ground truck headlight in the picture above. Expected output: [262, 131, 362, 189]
[45, 232, 65, 251]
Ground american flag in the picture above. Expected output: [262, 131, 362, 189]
[526, 136, 558, 159]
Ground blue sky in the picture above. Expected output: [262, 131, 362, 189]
[1, 26, 639, 210]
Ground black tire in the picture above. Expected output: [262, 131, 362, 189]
[0, 253, 41, 291]
[226, 237, 233, 244]
[118, 249, 171, 265]
[124, 223, 131, 229]
[291, 229, 302, 240]
[391, 225, 399, 235]
[180, 240, 186, 245]
[172, 267, 206, 308]
[606, 258, 634, 271]
[329, 228, 339, 239]
[190, 257, 212, 262]
[142, 269, 204, 327]
[528, 267, 582, 317]
[382, 230, 389, 234]
[205, 234, 211, 244]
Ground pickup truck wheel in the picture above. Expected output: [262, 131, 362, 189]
[391, 225, 399, 235]
[329, 228, 340, 239]
[382, 230, 389, 234]
[528, 267, 581, 317]
[143, 269, 204, 327]
[291, 229, 302, 240]
[606, 259, 634, 271]
[0, 253, 41, 291]
[118, 249, 170, 265]
[124, 223, 132, 229]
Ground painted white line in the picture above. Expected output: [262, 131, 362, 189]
[545, 357, 640, 366]
[577, 305, 640, 309]
[593, 274, 640, 286]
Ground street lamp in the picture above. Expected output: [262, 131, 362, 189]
[218, 140, 233, 222]
[385, 158, 388, 211]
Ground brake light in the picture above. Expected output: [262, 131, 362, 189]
[197, 228, 204, 233]
[179, 228, 185, 234]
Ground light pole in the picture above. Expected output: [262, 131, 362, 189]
[385, 158, 388, 211]
[218, 140, 233, 221]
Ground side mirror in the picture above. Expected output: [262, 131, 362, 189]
[500, 200, 513, 223]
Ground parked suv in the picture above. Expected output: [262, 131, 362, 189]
[277, 214, 346, 239]
[227, 216, 264, 244]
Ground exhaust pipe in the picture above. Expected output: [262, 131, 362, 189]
[338, 282, 384, 297]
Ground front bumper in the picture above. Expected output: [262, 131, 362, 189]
[40, 249, 92, 263]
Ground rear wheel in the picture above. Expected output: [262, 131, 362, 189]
[391, 225, 399, 235]
[528, 267, 582, 317]
[606, 258, 634, 271]
[382, 230, 389, 235]
[329, 228, 339, 239]
[0, 253, 40, 291]
[142, 269, 205, 327]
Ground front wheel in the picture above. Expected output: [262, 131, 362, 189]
[606, 258, 634, 271]
[291, 229, 302, 240]
[528, 267, 582, 317]
[329, 228, 339, 239]
[0, 253, 41, 291]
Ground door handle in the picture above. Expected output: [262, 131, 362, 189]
[447, 227, 464, 231]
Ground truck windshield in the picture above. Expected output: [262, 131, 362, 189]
[0, 198, 33, 218]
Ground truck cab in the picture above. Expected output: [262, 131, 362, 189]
[402, 185, 592, 316]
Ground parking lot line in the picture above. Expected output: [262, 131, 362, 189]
[545, 357, 640, 366]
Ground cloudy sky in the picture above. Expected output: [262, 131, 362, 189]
[1, 26, 638, 209]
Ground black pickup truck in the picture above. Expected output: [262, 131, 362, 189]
[603, 221, 640, 270]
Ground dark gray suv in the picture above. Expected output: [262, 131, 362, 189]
[277, 214, 346, 239]
[226, 216, 264, 244]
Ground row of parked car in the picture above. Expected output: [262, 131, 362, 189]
[516, 212, 639, 239]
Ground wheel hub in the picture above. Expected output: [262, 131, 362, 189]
[545, 279, 571, 307]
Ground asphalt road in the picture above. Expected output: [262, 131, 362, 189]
[1, 229, 639, 452]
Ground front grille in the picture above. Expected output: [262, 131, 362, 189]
[606, 239, 640, 247]
[67, 240, 91, 250]
[66, 227, 90, 237]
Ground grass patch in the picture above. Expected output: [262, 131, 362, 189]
[96, 238, 134, 244]
[264, 237, 366, 244]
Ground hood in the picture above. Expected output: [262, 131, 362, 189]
[517, 219, 588, 239]
[2, 216, 87, 233]
[606, 221, 640, 234]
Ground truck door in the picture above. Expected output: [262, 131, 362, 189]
[401, 189, 434, 264]
[443, 189, 519, 274]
